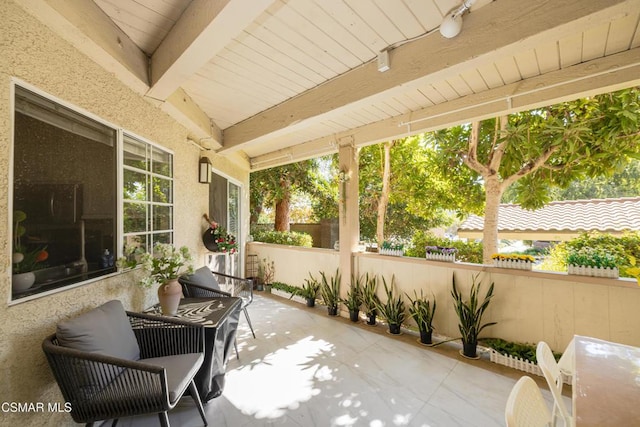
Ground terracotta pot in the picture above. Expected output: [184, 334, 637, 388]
[158, 279, 183, 315]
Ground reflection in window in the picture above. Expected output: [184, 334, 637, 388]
[12, 86, 117, 300]
[123, 134, 174, 254]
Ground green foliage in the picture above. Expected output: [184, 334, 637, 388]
[358, 137, 484, 241]
[406, 290, 436, 332]
[451, 273, 496, 345]
[294, 273, 321, 299]
[361, 273, 380, 316]
[406, 230, 483, 263]
[480, 338, 561, 363]
[320, 269, 341, 309]
[566, 247, 623, 269]
[252, 229, 313, 247]
[342, 274, 363, 311]
[271, 281, 301, 295]
[541, 232, 640, 276]
[375, 275, 406, 325]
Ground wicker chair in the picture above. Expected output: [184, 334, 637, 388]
[505, 376, 552, 427]
[42, 300, 208, 427]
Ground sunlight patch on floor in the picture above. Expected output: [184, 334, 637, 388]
[223, 336, 335, 419]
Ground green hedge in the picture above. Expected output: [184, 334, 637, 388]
[540, 231, 640, 277]
[481, 338, 561, 363]
[405, 230, 483, 264]
[252, 229, 313, 247]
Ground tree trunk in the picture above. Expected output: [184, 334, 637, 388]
[483, 177, 504, 264]
[274, 178, 291, 231]
[376, 141, 393, 247]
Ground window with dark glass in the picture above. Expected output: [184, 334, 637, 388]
[12, 86, 117, 300]
[11, 85, 174, 302]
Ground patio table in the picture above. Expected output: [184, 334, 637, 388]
[573, 335, 640, 426]
[145, 297, 241, 402]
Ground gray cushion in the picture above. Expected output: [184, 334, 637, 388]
[183, 266, 220, 290]
[56, 300, 140, 361]
[142, 353, 204, 403]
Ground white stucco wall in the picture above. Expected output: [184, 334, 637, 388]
[0, 2, 248, 425]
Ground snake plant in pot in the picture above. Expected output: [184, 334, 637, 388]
[296, 273, 321, 307]
[451, 273, 496, 359]
[375, 275, 406, 334]
[342, 274, 364, 322]
[361, 273, 380, 325]
[407, 290, 436, 344]
[320, 269, 341, 316]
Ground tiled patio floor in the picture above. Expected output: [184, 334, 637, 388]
[117, 293, 563, 427]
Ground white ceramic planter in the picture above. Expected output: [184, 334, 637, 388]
[425, 253, 456, 262]
[488, 349, 571, 385]
[379, 249, 403, 257]
[493, 259, 533, 270]
[567, 264, 619, 279]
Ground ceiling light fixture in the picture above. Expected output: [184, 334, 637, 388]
[439, 0, 476, 39]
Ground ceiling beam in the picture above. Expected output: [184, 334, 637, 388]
[18, 0, 149, 95]
[225, 0, 638, 153]
[249, 47, 640, 170]
[17, 0, 224, 146]
[146, 0, 275, 101]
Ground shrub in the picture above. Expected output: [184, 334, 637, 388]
[252, 229, 313, 247]
[540, 231, 640, 277]
[481, 338, 561, 363]
[406, 230, 483, 263]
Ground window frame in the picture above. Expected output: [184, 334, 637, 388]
[8, 79, 174, 305]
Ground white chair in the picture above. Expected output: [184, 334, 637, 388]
[537, 341, 572, 427]
[505, 376, 552, 427]
[557, 337, 575, 381]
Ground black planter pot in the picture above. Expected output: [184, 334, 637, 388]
[366, 312, 377, 325]
[349, 309, 359, 322]
[306, 297, 315, 307]
[388, 323, 401, 335]
[202, 228, 219, 252]
[419, 329, 433, 345]
[462, 340, 478, 358]
[256, 284, 264, 291]
[327, 306, 338, 316]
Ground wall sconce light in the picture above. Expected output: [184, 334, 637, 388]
[440, 0, 475, 39]
[199, 157, 212, 183]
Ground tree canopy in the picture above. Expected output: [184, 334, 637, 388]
[431, 87, 640, 262]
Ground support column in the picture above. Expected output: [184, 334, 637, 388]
[338, 142, 359, 296]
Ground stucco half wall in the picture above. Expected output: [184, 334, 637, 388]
[0, 2, 248, 425]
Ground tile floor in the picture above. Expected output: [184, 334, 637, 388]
[116, 294, 565, 427]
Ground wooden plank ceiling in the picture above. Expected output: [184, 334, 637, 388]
[20, 0, 640, 169]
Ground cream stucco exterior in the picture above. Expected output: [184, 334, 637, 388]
[0, 2, 249, 425]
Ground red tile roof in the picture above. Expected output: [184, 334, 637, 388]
[459, 197, 640, 234]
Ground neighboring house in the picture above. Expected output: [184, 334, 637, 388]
[458, 197, 640, 241]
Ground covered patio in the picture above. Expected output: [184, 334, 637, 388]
[115, 294, 565, 427]
[2, 1, 640, 426]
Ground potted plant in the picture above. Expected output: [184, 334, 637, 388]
[375, 275, 406, 334]
[320, 269, 341, 316]
[342, 275, 363, 322]
[361, 273, 380, 325]
[12, 210, 49, 292]
[491, 253, 535, 270]
[257, 257, 275, 291]
[451, 273, 496, 359]
[425, 246, 457, 262]
[138, 243, 193, 315]
[202, 214, 238, 254]
[379, 241, 404, 256]
[295, 273, 321, 307]
[566, 247, 622, 278]
[406, 290, 436, 344]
